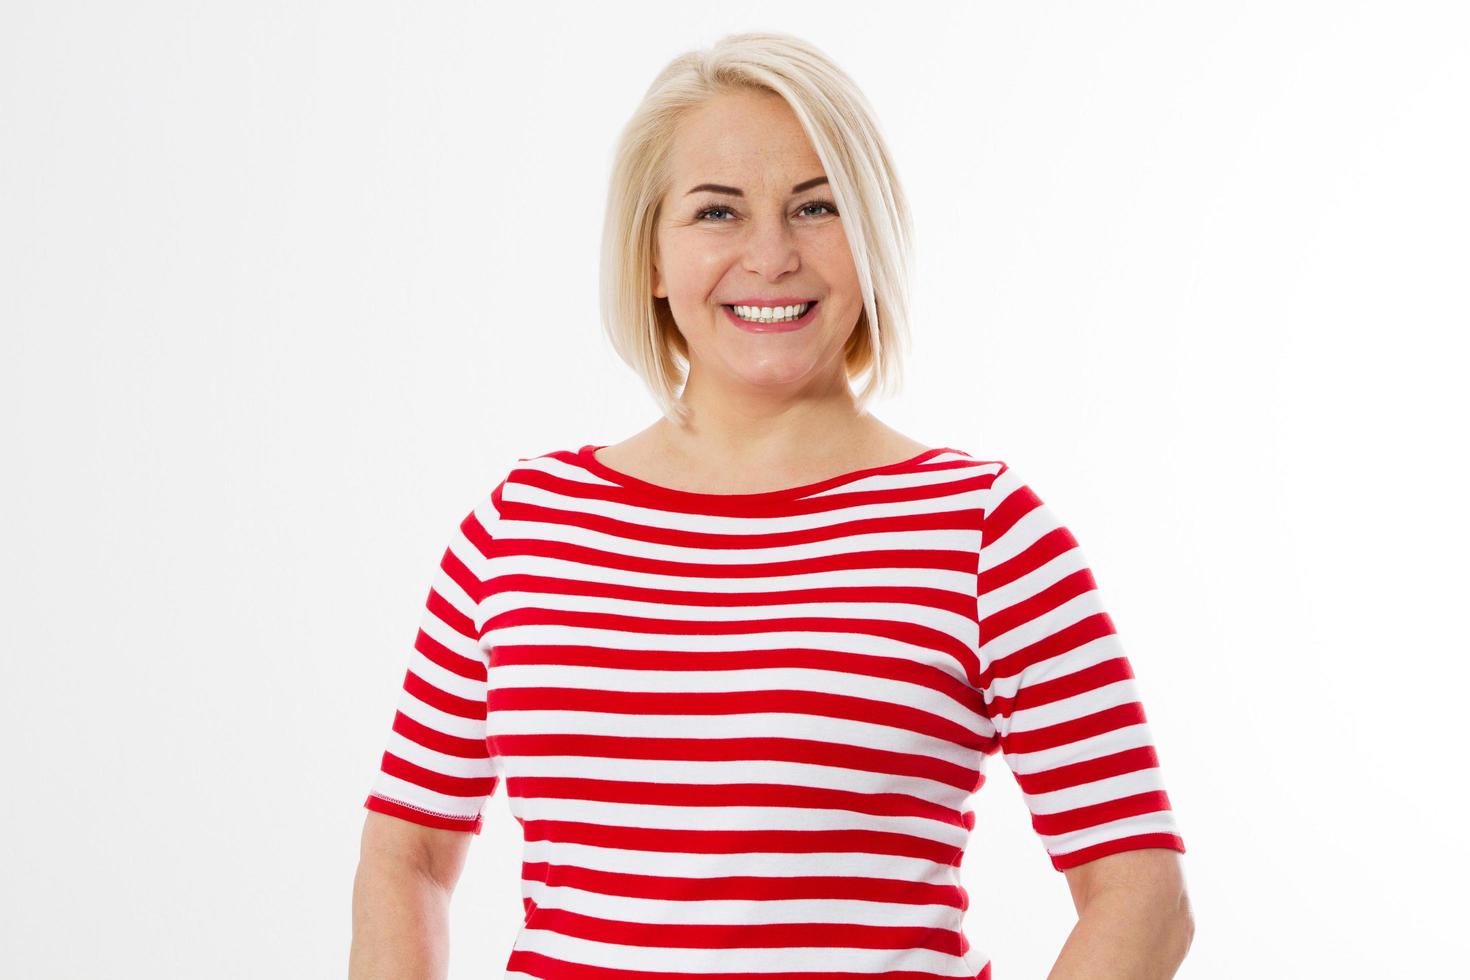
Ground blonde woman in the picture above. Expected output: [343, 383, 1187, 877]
[352, 31, 1193, 980]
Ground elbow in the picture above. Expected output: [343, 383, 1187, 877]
[1131, 873, 1196, 970]
[1168, 889, 1197, 966]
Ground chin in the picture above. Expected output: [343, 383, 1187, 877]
[727, 357, 826, 388]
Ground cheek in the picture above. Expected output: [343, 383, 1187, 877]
[812, 234, 859, 285]
[662, 239, 728, 295]
[694, 243, 734, 283]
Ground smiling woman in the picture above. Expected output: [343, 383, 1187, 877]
[682, 157, 832, 333]
[599, 40, 916, 433]
[353, 29, 1192, 980]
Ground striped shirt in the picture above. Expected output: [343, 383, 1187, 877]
[364, 443, 1186, 979]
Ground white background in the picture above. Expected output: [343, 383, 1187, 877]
[3, 2, 1466, 977]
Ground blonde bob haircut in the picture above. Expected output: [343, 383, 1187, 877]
[599, 31, 915, 425]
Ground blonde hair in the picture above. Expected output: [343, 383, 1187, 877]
[599, 31, 915, 426]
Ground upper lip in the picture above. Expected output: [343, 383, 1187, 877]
[723, 297, 817, 306]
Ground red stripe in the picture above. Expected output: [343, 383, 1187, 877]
[1012, 744, 1163, 795]
[508, 948, 972, 980]
[1051, 833, 1187, 870]
[487, 535, 977, 581]
[488, 643, 988, 717]
[400, 662, 485, 719]
[520, 819, 964, 867]
[525, 904, 968, 953]
[363, 793, 483, 834]
[376, 748, 497, 799]
[1031, 789, 1176, 837]
[488, 686, 986, 750]
[977, 611, 1117, 694]
[979, 571, 1108, 667]
[985, 654, 1134, 719]
[409, 624, 487, 685]
[501, 775, 977, 828]
[519, 859, 970, 907]
[489, 732, 982, 793]
[389, 707, 488, 757]
[1002, 700, 1149, 755]
[423, 585, 477, 641]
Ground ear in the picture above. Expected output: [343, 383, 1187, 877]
[652, 251, 667, 299]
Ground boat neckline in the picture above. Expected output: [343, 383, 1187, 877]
[572, 443, 962, 503]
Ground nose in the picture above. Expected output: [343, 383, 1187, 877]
[741, 212, 801, 280]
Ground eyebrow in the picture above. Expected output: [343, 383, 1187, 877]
[684, 176, 829, 197]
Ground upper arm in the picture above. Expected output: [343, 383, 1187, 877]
[1061, 846, 1190, 916]
[359, 808, 475, 894]
[975, 461, 1187, 871]
[361, 497, 503, 836]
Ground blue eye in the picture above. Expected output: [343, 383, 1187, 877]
[694, 199, 840, 222]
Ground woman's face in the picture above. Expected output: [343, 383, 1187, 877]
[652, 89, 862, 397]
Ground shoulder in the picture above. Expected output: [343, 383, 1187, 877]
[472, 443, 593, 511]
[930, 448, 1011, 492]
[455, 445, 572, 525]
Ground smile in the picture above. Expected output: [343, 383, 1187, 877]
[721, 300, 819, 333]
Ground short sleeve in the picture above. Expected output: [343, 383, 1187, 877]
[362, 502, 501, 833]
[975, 462, 1186, 871]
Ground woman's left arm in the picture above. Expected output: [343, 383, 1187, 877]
[975, 463, 1193, 975]
[1045, 849, 1195, 980]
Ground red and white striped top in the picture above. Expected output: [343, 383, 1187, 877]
[364, 443, 1186, 979]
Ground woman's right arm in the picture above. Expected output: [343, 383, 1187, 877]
[349, 811, 475, 980]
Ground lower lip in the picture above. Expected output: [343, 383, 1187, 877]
[722, 302, 818, 333]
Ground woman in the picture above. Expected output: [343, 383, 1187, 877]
[351, 31, 1193, 980]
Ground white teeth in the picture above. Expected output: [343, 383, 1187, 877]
[730, 302, 813, 323]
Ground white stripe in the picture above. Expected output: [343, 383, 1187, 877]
[493, 755, 976, 808]
[1023, 766, 1170, 815]
[1004, 676, 1144, 734]
[1001, 722, 1160, 776]
[483, 663, 986, 728]
[509, 796, 969, 846]
[483, 709, 977, 768]
[366, 780, 484, 819]
[1043, 810, 1184, 858]
[481, 550, 978, 597]
[376, 727, 491, 780]
[522, 880, 968, 927]
[389, 684, 485, 741]
[508, 926, 975, 975]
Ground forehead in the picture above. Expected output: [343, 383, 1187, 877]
[666, 90, 824, 187]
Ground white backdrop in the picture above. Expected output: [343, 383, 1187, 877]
[3, 2, 1466, 977]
